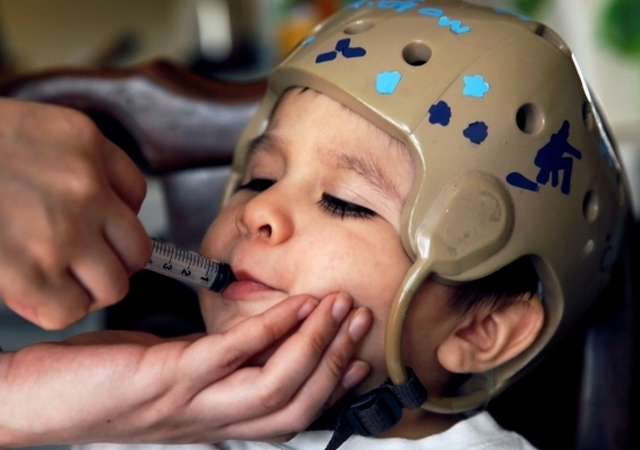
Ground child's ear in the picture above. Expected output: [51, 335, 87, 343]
[436, 295, 544, 373]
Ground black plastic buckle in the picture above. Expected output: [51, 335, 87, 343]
[345, 389, 402, 436]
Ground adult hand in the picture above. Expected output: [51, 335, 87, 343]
[0, 293, 371, 446]
[0, 98, 151, 329]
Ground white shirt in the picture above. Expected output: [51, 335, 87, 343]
[74, 411, 537, 450]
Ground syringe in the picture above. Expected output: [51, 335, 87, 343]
[145, 238, 234, 292]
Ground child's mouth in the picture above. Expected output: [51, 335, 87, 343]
[221, 270, 280, 301]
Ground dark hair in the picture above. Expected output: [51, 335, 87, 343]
[448, 257, 539, 315]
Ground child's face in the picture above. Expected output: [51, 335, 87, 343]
[199, 88, 456, 393]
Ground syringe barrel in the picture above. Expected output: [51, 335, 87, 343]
[145, 239, 234, 291]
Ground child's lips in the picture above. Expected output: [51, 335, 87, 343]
[221, 270, 280, 301]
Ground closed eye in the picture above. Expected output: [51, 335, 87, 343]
[318, 194, 376, 219]
[237, 178, 275, 192]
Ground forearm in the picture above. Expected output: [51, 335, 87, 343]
[0, 294, 371, 447]
[0, 336, 180, 446]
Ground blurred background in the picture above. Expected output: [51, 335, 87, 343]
[0, 0, 638, 424]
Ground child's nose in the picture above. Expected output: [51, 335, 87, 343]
[236, 189, 294, 244]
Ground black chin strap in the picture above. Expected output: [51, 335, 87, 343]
[310, 368, 428, 450]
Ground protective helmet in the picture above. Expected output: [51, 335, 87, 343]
[223, 0, 628, 413]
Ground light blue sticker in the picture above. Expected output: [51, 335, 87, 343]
[494, 7, 532, 21]
[376, 71, 402, 94]
[463, 75, 490, 98]
[302, 36, 317, 46]
[346, 2, 472, 34]
[418, 8, 471, 33]
[418, 7, 443, 17]
[349, 1, 423, 12]
[393, 1, 420, 12]
[437, 16, 471, 34]
[377, 1, 420, 12]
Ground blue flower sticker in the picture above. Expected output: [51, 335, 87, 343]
[463, 75, 490, 98]
[428, 101, 451, 126]
[463, 121, 488, 144]
[376, 71, 402, 95]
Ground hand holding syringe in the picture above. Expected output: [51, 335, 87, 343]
[145, 238, 234, 291]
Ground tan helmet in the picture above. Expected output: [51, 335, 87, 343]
[223, 0, 628, 413]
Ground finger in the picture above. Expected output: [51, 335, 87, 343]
[258, 293, 355, 389]
[200, 293, 353, 422]
[103, 141, 147, 213]
[103, 199, 152, 275]
[69, 237, 132, 310]
[0, 258, 93, 329]
[293, 308, 372, 415]
[182, 294, 320, 387]
[224, 307, 372, 439]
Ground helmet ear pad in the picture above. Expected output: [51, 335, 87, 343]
[436, 294, 544, 374]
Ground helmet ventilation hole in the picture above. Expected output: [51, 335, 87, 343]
[344, 20, 375, 35]
[533, 24, 571, 57]
[582, 101, 595, 131]
[516, 104, 544, 134]
[582, 190, 599, 223]
[402, 41, 432, 66]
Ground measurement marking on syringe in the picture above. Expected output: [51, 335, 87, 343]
[145, 238, 234, 292]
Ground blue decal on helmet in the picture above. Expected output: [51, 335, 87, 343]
[376, 71, 402, 94]
[506, 172, 540, 192]
[494, 7, 533, 21]
[302, 36, 317, 46]
[316, 38, 366, 63]
[534, 121, 582, 195]
[463, 75, 490, 98]
[428, 101, 451, 126]
[463, 121, 489, 144]
[507, 121, 582, 195]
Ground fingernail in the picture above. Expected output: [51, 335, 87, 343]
[332, 293, 352, 322]
[298, 298, 318, 320]
[348, 307, 371, 341]
[341, 361, 370, 390]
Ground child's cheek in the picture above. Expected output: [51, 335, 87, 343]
[200, 204, 238, 258]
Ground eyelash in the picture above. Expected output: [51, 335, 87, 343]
[237, 178, 376, 220]
[318, 195, 376, 220]
[237, 178, 275, 192]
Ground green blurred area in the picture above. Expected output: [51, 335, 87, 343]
[511, 0, 549, 17]
[600, 0, 640, 58]
[510, 0, 640, 60]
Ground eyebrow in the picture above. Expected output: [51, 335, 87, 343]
[245, 130, 407, 207]
[245, 131, 285, 162]
[327, 145, 405, 207]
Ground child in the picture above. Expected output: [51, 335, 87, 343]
[77, 0, 628, 449]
